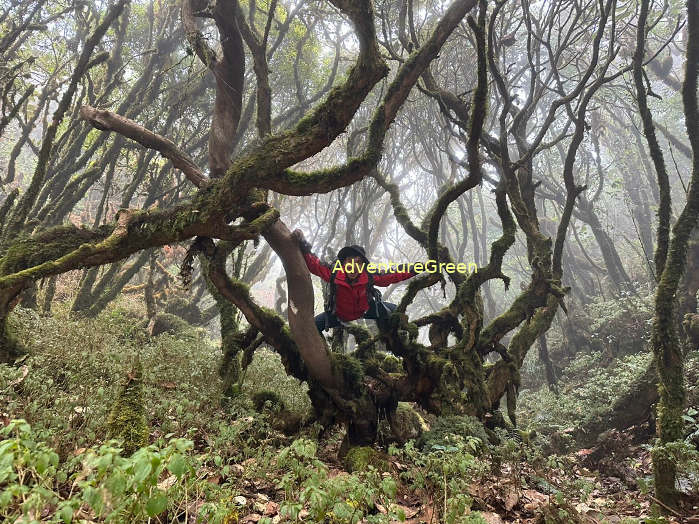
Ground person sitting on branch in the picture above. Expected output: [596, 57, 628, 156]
[291, 229, 416, 333]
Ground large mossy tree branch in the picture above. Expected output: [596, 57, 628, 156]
[454, 186, 516, 316]
[0, 205, 278, 292]
[478, 274, 566, 351]
[423, 9, 487, 285]
[197, 237, 311, 384]
[484, 294, 559, 423]
[249, 0, 478, 196]
[211, 0, 388, 204]
[371, 170, 426, 244]
[181, 0, 218, 69]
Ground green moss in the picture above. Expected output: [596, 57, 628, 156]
[252, 390, 286, 413]
[363, 357, 381, 377]
[389, 402, 430, 444]
[343, 446, 388, 473]
[381, 354, 402, 373]
[106, 362, 149, 456]
[0, 315, 25, 364]
[331, 353, 364, 397]
[0, 225, 111, 275]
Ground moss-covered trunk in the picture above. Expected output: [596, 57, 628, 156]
[0, 287, 23, 363]
[648, 0, 699, 508]
[0, 312, 21, 364]
[107, 362, 149, 456]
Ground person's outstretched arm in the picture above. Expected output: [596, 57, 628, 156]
[373, 265, 416, 286]
[291, 229, 332, 282]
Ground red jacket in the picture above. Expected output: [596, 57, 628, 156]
[303, 253, 415, 321]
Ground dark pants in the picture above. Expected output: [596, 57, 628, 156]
[315, 301, 397, 333]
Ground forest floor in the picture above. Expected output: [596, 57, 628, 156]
[1, 297, 698, 523]
[217, 424, 698, 524]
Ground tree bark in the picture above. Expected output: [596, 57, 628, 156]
[648, 0, 699, 508]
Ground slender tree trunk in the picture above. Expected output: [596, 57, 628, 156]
[648, 0, 699, 508]
[41, 276, 56, 315]
[0, 288, 23, 362]
[537, 334, 558, 393]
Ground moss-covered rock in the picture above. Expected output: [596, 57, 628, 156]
[252, 390, 286, 413]
[251, 390, 304, 435]
[343, 446, 389, 473]
[389, 402, 430, 444]
[147, 312, 190, 337]
[107, 363, 149, 456]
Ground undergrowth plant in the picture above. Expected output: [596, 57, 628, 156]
[0, 419, 239, 523]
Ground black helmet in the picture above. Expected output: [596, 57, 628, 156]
[337, 245, 369, 264]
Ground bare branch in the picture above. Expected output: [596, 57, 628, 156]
[80, 106, 209, 188]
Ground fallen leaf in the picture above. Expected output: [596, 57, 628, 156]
[480, 512, 505, 524]
[522, 489, 548, 512]
[158, 475, 177, 490]
[522, 490, 547, 503]
[264, 501, 278, 516]
[394, 504, 418, 518]
[504, 489, 519, 511]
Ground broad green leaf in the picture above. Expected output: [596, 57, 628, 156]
[167, 453, 187, 477]
[146, 492, 168, 516]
